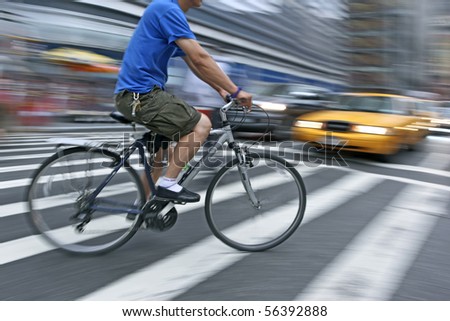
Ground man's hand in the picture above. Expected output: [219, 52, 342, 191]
[219, 88, 252, 110]
[236, 90, 252, 109]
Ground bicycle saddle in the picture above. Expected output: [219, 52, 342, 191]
[110, 111, 132, 124]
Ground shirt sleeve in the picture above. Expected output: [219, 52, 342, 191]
[172, 47, 186, 57]
[159, 8, 196, 45]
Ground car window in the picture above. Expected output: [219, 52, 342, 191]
[437, 102, 450, 117]
[260, 84, 289, 96]
[441, 101, 450, 108]
[393, 99, 413, 115]
[257, 83, 328, 99]
[336, 96, 409, 115]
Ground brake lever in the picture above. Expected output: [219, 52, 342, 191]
[224, 95, 253, 114]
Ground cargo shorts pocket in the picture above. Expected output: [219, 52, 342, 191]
[149, 100, 200, 140]
[134, 90, 161, 125]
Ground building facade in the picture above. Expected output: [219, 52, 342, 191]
[347, 0, 430, 93]
[427, 0, 450, 99]
[2, 0, 350, 90]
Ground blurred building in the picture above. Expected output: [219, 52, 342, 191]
[427, 0, 450, 99]
[1, 0, 350, 87]
[186, 0, 349, 90]
[347, 0, 431, 92]
[1, 0, 351, 126]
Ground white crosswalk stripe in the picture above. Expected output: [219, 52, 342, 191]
[79, 172, 382, 301]
[296, 184, 450, 300]
[0, 165, 319, 264]
[0, 132, 449, 301]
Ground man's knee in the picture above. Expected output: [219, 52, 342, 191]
[195, 114, 212, 137]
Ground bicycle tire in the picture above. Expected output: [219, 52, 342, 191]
[26, 146, 146, 255]
[205, 151, 306, 251]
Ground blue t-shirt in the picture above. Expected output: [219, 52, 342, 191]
[115, 0, 196, 94]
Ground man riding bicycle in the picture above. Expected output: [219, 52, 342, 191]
[115, 0, 252, 203]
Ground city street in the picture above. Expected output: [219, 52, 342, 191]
[0, 127, 449, 301]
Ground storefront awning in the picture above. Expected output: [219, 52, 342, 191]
[41, 47, 119, 73]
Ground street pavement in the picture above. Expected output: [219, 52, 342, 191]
[0, 126, 449, 301]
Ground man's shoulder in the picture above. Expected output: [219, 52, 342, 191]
[146, 0, 181, 16]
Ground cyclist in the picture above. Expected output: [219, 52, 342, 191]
[115, 0, 252, 203]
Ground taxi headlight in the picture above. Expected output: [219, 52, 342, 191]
[353, 125, 389, 135]
[258, 102, 287, 111]
[294, 120, 323, 129]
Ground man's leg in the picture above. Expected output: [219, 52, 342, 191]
[165, 113, 211, 179]
[140, 147, 166, 198]
[156, 113, 211, 202]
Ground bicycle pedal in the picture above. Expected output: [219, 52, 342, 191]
[154, 197, 185, 205]
[153, 196, 171, 202]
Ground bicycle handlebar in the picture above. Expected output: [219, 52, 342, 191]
[222, 96, 251, 114]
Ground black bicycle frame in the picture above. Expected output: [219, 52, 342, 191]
[82, 99, 256, 215]
[84, 136, 154, 215]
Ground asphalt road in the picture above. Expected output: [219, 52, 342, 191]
[0, 127, 449, 301]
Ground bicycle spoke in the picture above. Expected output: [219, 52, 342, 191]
[27, 147, 145, 255]
[205, 152, 306, 251]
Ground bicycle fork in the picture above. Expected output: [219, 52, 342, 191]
[234, 148, 261, 209]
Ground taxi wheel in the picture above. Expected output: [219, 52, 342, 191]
[404, 134, 422, 152]
[406, 140, 423, 152]
[376, 154, 392, 163]
[375, 148, 399, 162]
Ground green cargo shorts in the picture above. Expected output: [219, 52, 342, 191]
[115, 87, 201, 141]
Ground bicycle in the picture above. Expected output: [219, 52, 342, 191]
[26, 99, 307, 255]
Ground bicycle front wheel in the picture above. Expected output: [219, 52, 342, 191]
[26, 146, 146, 255]
[205, 151, 306, 251]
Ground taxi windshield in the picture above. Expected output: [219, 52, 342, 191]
[258, 83, 327, 99]
[335, 96, 409, 115]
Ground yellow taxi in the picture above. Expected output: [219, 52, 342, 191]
[291, 93, 428, 157]
[409, 98, 442, 134]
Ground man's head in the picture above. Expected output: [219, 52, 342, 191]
[178, 0, 203, 12]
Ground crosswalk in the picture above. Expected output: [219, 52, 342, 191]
[0, 131, 449, 301]
[298, 184, 447, 300]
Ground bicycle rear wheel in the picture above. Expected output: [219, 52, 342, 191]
[205, 151, 306, 251]
[26, 146, 146, 255]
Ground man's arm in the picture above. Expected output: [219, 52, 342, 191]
[182, 54, 229, 98]
[176, 38, 252, 106]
